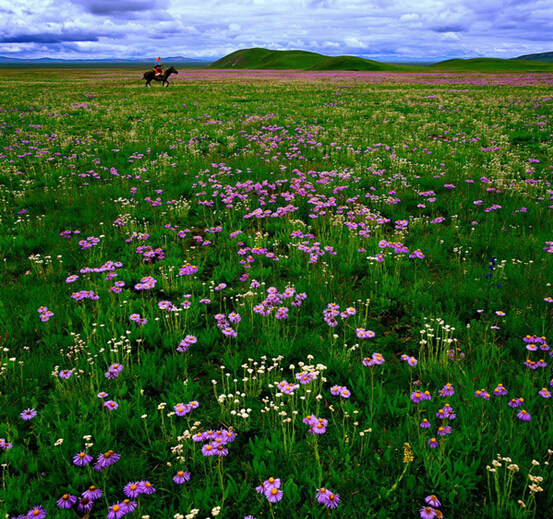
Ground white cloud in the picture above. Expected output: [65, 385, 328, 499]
[0, 0, 550, 60]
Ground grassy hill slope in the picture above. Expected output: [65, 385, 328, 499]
[208, 48, 423, 71]
[514, 51, 553, 63]
[431, 58, 553, 72]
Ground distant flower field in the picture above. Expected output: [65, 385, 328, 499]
[0, 68, 552, 519]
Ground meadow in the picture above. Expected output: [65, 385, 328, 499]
[0, 67, 552, 519]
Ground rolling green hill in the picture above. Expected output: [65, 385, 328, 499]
[308, 55, 425, 72]
[515, 51, 553, 63]
[208, 48, 423, 71]
[208, 48, 328, 70]
[431, 58, 553, 72]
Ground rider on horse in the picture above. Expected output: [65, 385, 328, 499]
[154, 57, 163, 76]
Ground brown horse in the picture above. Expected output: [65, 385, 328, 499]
[142, 66, 178, 87]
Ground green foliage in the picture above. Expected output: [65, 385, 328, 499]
[0, 67, 552, 518]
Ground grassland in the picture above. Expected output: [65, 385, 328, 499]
[0, 67, 552, 519]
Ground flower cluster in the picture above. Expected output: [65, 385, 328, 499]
[303, 415, 328, 434]
[134, 276, 157, 290]
[316, 487, 340, 509]
[70, 290, 99, 301]
[105, 363, 123, 379]
[37, 306, 54, 322]
[362, 352, 385, 366]
[330, 384, 351, 398]
[255, 477, 283, 503]
[174, 400, 199, 416]
[192, 428, 237, 457]
[129, 313, 147, 325]
[135, 244, 165, 262]
[0, 437, 13, 450]
[419, 494, 444, 518]
[178, 263, 199, 276]
[78, 236, 100, 249]
[276, 380, 299, 394]
[400, 354, 418, 366]
[177, 335, 197, 353]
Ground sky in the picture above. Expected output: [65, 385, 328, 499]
[0, 0, 552, 61]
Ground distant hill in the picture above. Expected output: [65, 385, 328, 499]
[208, 48, 424, 71]
[514, 51, 553, 63]
[0, 56, 208, 64]
[431, 58, 553, 72]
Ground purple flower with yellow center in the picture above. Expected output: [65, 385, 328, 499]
[107, 503, 125, 519]
[173, 470, 191, 484]
[59, 369, 73, 379]
[420, 507, 438, 519]
[493, 384, 508, 396]
[72, 451, 92, 466]
[174, 403, 191, 416]
[439, 383, 454, 397]
[443, 404, 456, 419]
[324, 491, 340, 509]
[539, 388, 552, 398]
[20, 408, 37, 421]
[330, 385, 342, 396]
[77, 497, 94, 513]
[407, 356, 418, 366]
[425, 495, 441, 507]
[82, 485, 103, 500]
[56, 494, 77, 509]
[264, 477, 280, 490]
[25, 506, 46, 519]
[340, 387, 351, 398]
[517, 409, 532, 421]
[437, 425, 452, 436]
[138, 481, 155, 495]
[123, 482, 141, 498]
[104, 400, 118, 411]
[475, 389, 490, 400]
[411, 391, 423, 404]
[508, 397, 524, 408]
[121, 500, 137, 513]
[356, 328, 376, 339]
[428, 437, 438, 448]
[97, 391, 108, 399]
[94, 450, 120, 471]
[202, 443, 216, 456]
[420, 419, 431, 429]
[265, 487, 283, 503]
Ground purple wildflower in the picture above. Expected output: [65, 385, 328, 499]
[82, 485, 103, 500]
[107, 503, 126, 519]
[138, 481, 155, 495]
[425, 495, 441, 507]
[72, 451, 93, 466]
[94, 450, 120, 471]
[123, 482, 141, 498]
[56, 494, 77, 509]
[25, 507, 47, 519]
[20, 408, 37, 421]
[173, 470, 191, 484]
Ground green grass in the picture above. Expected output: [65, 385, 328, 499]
[432, 58, 553, 72]
[0, 67, 552, 519]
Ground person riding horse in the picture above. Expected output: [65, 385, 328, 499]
[154, 57, 163, 77]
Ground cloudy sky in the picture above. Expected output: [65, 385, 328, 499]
[1, 0, 551, 61]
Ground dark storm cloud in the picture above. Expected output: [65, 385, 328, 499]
[432, 24, 468, 33]
[0, 32, 101, 44]
[71, 0, 169, 15]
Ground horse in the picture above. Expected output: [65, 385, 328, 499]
[142, 66, 178, 87]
